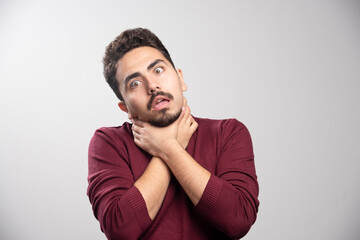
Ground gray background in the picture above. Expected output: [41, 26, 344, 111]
[1, 0, 359, 239]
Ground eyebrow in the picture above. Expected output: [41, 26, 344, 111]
[147, 59, 165, 71]
[124, 72, 140, 86]
[123, 59, 166, 86]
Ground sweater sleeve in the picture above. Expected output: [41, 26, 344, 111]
[195, 119, 259, 239]
[87, 128, 152, 240]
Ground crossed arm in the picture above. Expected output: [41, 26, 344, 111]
[88, 100, 259, 239]
[131, 100, 210, 219]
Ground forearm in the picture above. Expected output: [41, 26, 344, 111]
[160, 145, 257, 238]
[160, 140, 210, 205]
[134, 156, 171, 219]
[195, 175, 258, 238]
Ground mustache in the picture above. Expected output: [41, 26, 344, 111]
[147, 91, 174, 110]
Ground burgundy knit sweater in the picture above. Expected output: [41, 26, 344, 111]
[87, 117, 259, 240]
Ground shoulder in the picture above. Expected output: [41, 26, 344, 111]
[194, 117, 248, 134]
[194, 117, 252, 148]
[90, 122, 133, 147]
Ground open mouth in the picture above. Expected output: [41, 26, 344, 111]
[151, 96, 170, 111]
[147, 92, 174, 111]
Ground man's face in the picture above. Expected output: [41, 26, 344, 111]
[116, 46, 187, 127]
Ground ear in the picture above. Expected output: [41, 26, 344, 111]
[177, 68, 187, 92]
[118, 102, 128, 113]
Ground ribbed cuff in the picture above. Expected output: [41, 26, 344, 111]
[125, 186, 152, 230]
[197, 174, 223, 209]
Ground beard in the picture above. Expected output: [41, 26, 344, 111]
[148, 107, 182, 127]
[146, 91, 182, 127]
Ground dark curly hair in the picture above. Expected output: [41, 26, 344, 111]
[103, 28, 176, 101]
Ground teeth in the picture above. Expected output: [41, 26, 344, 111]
[157, 99, 163, 103]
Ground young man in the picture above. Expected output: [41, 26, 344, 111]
[87, 28, 259, 240]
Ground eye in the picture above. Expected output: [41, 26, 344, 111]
[154, 67, 164, 74]
[130, 80, 141, 88]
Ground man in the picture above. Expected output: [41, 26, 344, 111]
[87, 28, 259, 240]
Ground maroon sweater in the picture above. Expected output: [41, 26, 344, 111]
[87, 117, 259, 240]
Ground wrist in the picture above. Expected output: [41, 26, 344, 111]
[159, 139, 183, 163]
[152, 157, 171, 176]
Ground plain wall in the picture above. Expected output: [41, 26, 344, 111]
[1, 0, 359, 239]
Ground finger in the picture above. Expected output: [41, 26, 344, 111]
[185, 105, 191, 118]
[176, 105, 186, 124]
[189, 119, 198, 133]
[183, 107, 192, 125]
[192, 118, 198, 126]
[133, 137, 141, 147]
[183, 97, 187, 108]
[131, 123, 143, 134]
[132, 130, 141, 139]
[184, 115, 192, 127]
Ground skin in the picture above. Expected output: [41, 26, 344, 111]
[116, 46, 186, 124]
[115, 46, 211, 220]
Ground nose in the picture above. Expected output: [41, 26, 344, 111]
[146, 76, 161, 94]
